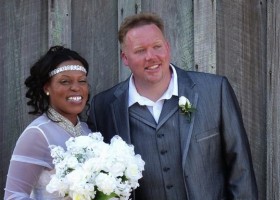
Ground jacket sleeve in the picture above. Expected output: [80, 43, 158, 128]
[221, 77, 258, 199]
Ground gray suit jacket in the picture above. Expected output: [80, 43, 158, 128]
[87, 65, 258, 200]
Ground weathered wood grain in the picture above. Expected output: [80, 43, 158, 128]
[0, 0, 48, 197]
[48, 0, 72, 47]
[141, 0, 194, 71]
[267, 0, 280, 199]
[118, 0, 141, 81]
[194, 0, 217, 73]
[71, 0, 119, 97]
[216, 1, 267, 199]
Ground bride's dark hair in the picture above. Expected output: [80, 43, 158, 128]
[25, 45, 89, 115]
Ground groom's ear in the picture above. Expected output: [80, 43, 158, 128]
[121, 51, 129, 66]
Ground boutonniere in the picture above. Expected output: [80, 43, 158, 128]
[178, 96, 196, 121]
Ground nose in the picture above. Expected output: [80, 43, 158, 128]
[70, 82, 80, 91]
[145, 49, 156, 60]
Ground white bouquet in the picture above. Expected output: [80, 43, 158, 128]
[46, 132, 145, 200]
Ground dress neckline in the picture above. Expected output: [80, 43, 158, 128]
[47, 107, 82, 137]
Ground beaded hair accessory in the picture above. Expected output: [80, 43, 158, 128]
[49, 65, 87, 77]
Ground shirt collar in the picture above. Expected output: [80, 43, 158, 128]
[128, 64, 178, 107]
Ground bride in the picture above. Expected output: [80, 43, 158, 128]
[4, 46, 92, 200]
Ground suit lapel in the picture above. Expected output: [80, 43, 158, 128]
[129, 103, 157, 128]
[179, 92, 198, 168]
[111, 81, 131, 144]
[157, 97, 179, 129]
[176, 67, 198, 168]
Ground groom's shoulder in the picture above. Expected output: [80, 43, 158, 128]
[175, 66, 225, 82]
[93, 80, 128, 99]
[187, 70, 225, 80]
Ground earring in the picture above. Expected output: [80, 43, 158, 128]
[46, 92, 49, 96]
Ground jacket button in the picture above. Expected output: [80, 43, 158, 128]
[157, 133, 164, 138]
[166, 184, 173, 189]
[160, 150, 167, 155]
[163, 167, 170, 172]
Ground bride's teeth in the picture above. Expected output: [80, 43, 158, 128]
[68, 96, 82, 101]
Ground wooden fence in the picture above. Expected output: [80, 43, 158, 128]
[1, 0, 279, 199]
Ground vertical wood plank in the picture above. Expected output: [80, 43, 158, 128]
[216, 1, 267, 199]
[0, 2, 5, 196]
[266, 0, 280, 199]
[71, 0, 119, 96]
[141, 0, 194, 71]
[193, 0, 217, 73]
[0, 1, 48, 198]
[48, 0, 72, 48]
[118, 0, 141, 81]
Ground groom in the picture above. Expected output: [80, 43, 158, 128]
[88, 12, 258, 199]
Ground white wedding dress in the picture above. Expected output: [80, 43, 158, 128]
[4, 112, 91, 200]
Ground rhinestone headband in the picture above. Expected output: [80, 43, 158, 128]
[49, 65, 87, 77]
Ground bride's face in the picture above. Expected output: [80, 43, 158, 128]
[44, 60, 89, 124]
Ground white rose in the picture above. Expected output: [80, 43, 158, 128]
[125, 163, 142, 181]
[179, 96, 187, 106]
[46, 176, 61, 193]
[46, 176, 68, 196]
[89, 132, 104, 141]
[110, 136, 134, 162]
[179, 96, 191, 109]
[66, 168, 86, 185]
[68, 136, 93, 149]
[95, 173, 117, 195]
[83, 157, 105, 173]
[107, 161, 126, 177]
[64, 155, 79, 169]
[134, 154, 145, 171]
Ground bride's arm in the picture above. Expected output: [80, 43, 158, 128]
[4, 161, 44, 200]
[4, 126, 53, 200]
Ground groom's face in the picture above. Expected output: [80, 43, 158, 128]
[121, 24, 171, 88]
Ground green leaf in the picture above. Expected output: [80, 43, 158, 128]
[94, 191, 118, 200]
[188, 108, 196, 112]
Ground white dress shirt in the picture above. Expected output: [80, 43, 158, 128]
[128, 64, 178, 123]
